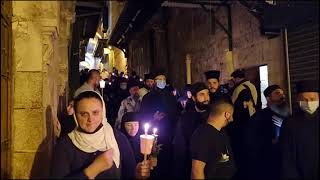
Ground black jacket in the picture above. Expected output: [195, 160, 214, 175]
[281, 108, 319, 179]
[172, 107, 209, 179]
[243, 107, 289, 179]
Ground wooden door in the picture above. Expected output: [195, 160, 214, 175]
[1, 1, 12, 178]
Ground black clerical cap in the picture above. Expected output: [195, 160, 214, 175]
[127, 79, 140, 90]
[153, 68, 166, 78]
[204, 70, 220, 80]
[231, 69, 245, 78]
[144, 73, 155, 80]
[119, 77, 128, 83]
[121, 112, 139, 123]
[264, 84, 281, 98]
[190, 82, 208, 96]
[296, 80, 319, 93]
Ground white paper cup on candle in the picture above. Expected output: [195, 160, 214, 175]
[140, 134, 155, 155]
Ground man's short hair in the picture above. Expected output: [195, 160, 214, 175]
[231, 69, 245, 78]
[209, 97, 233, 116]
[263, 84, 281, 98]
[87, 69, 100, 81]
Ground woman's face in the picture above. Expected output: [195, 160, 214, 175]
[124, 121, 139, 137]
[75, 98, 103, 133]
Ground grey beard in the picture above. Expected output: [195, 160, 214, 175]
[269, 103, 290, 118]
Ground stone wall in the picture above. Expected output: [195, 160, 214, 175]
[166, 1, 286, 89]
[11, 1, 75, 178]
[126, 1, 286, 91]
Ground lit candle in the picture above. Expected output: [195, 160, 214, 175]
[144, 123, 150, 135]
[153, 128, 158, 136]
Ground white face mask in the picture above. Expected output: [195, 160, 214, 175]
[120, 84, 127, 90]
[299, 101, 319, 114]
[156, 80, 166, 89]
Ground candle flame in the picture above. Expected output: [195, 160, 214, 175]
[153, 128, 158, 135]
[144, 123, 150, 135]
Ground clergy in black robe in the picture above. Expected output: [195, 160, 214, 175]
[120, 112, 143, 163]
[172, 82, 210, 179]
[227, 68, 258, 178]
[281, 80, 319, 179]
[204, 70, 229, 103]
[243, 85, 290, 179]
[140, 69, 177, 178]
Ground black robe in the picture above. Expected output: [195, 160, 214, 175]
[242, 107, 289, 179]
[50, 129, 136, 179]
[140, 88, 177, 178]
[209, 86, 230, 104]
[226, 79, 257, 178]
[126, 134, 143, 164]
[172, 107, 209, 179]
[281, 108, 319, 179]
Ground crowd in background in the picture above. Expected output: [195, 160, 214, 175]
[51, 66, 319, 179]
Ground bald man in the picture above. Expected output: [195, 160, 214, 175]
[191, 98, 236, 179]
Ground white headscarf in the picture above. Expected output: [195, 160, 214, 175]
[68, 90, 120, 168]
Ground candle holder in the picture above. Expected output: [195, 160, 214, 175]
[140, 123, 155, 164]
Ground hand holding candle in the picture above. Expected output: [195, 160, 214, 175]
[140, 123, 155, 163]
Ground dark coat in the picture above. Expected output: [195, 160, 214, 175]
[281, 108, 319, 179]
[120, 122, 143, 164]
[140, 87, 178, 178]
[242, 107, 289, 179]
[209, 86, 230, 104]
[226, 79, 257, 178]
[50, 129, 136, 179]
[172, 107, 209, 179]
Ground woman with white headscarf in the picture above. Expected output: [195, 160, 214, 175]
[50, 91, 151, 179]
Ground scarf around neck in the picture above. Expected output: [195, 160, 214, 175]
[68, 90, 120, 168]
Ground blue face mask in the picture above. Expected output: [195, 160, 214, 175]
[156, 80, 166, 89]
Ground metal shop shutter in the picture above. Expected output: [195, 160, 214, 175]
[287, 21, 319, 105]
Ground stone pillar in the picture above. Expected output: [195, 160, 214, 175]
[225, 50, 235, 80]
[11, 1, 74, 178]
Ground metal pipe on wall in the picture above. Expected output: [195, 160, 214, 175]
[283, 28, 292, 114]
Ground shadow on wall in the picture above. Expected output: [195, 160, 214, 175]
[30, 106, 55, 179]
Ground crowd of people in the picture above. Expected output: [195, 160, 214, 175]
[51, 67, 319, 179]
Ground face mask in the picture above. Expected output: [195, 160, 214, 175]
[299, 101, 319, 114]
[120, 84, 127, 90]
[156, 80, 166, 89]
[195, 101, 209, 111]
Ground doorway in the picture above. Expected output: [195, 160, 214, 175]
[244, 64, 269, 109]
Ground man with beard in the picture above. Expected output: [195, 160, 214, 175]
[242, 85, 290, 179]
[281, 80, 319, 179]
[172, 82, 210, 179]
[138, 73, 155, 100]
[115, 80, 141, 129]
[205, 70, 229, 103]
